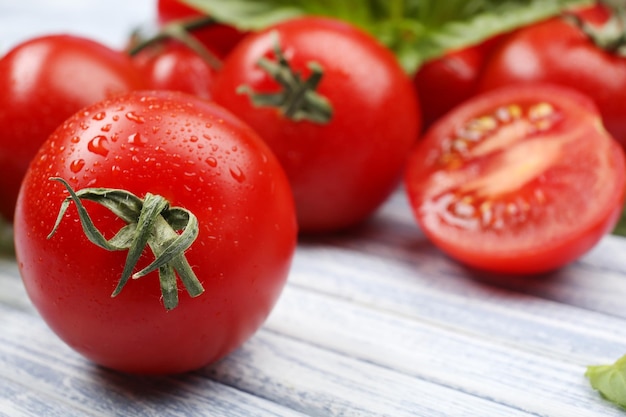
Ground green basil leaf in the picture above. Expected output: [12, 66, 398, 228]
[612, 204, 626, 237]
[407, 0, 594, 63]
[586, 354, 626, 409]
[179, 0, 591, 74]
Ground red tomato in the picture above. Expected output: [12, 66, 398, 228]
[404, 84, 625, 274]
[212, 17, 420, 232]
[14, 90, 297, 374]
[0, 34, 146, 222]
[132, 42, 219, 99]
[157, 0, 246, 59]
[478, 4, 626, 148]
[415, 36, 505, 130]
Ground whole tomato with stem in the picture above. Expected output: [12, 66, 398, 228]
[212, 16, 420, 233]
[14, 90, 297, 374]
[0, 34, 146, 222]
[478, 3, 626, 148]
[405, 83, 626, 274]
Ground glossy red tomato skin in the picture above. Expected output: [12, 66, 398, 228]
[478, 5, 626, 148]
[132, 42, 219, 99]
[14, 91, 297, 374]
[212, 17, 420, 233]
[415, 36, 505, 131]
[157, 0, 246, 59]
[405, 84, 626, 274]
[0, 34, 146, 222]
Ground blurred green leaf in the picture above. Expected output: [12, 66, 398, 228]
[612, 204, 626, 237]
[587, 354, 626, 409]
[0, 217, 14, 257]
[180, 0, 592, 74]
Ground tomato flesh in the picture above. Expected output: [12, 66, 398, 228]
[405, 84, 626, 274]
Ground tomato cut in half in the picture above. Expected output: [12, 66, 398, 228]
[404, 84, 626, 274]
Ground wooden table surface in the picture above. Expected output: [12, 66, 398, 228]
[3, 2, 626, 416]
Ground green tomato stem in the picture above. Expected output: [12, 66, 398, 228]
[48, 177, 204, 311]
[127, 15, 223, 70]
[237, 31, 333, 124]
[564, 1, 626, 56]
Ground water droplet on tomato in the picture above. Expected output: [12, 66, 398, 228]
[128, 132, 147, 146]
[69, 159, 85, 173]
[125, 111, 145, 124]
[70, 136, 80, 144]
[88, 136, 109, 157]
[92, 112, 106, 121]
[101, 124, 112, 132]
[229, 166, 246, 183]
[205, 157, 218, 167]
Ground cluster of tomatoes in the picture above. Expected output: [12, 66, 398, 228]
[1, 0, 625, 375]
[411, 2, 626, 274]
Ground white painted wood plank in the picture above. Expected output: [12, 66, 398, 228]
[206, 331, 537, 417]
[0, 306, 308, 417]
[0, 377, 100, 417]
[288, 242, 626, 364]
[263, 284, 626, 416]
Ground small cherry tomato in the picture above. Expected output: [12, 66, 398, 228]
[415, 35, 506, 130]
[132, 41, 219, 99]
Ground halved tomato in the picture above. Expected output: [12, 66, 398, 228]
[404, 84, 626, 274]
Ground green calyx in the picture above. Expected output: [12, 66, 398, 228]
[563, 1, 626, 56]
[127, 15, 222, 70]
[48, 177, 204, 311]
[237, 32, 333, 124]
